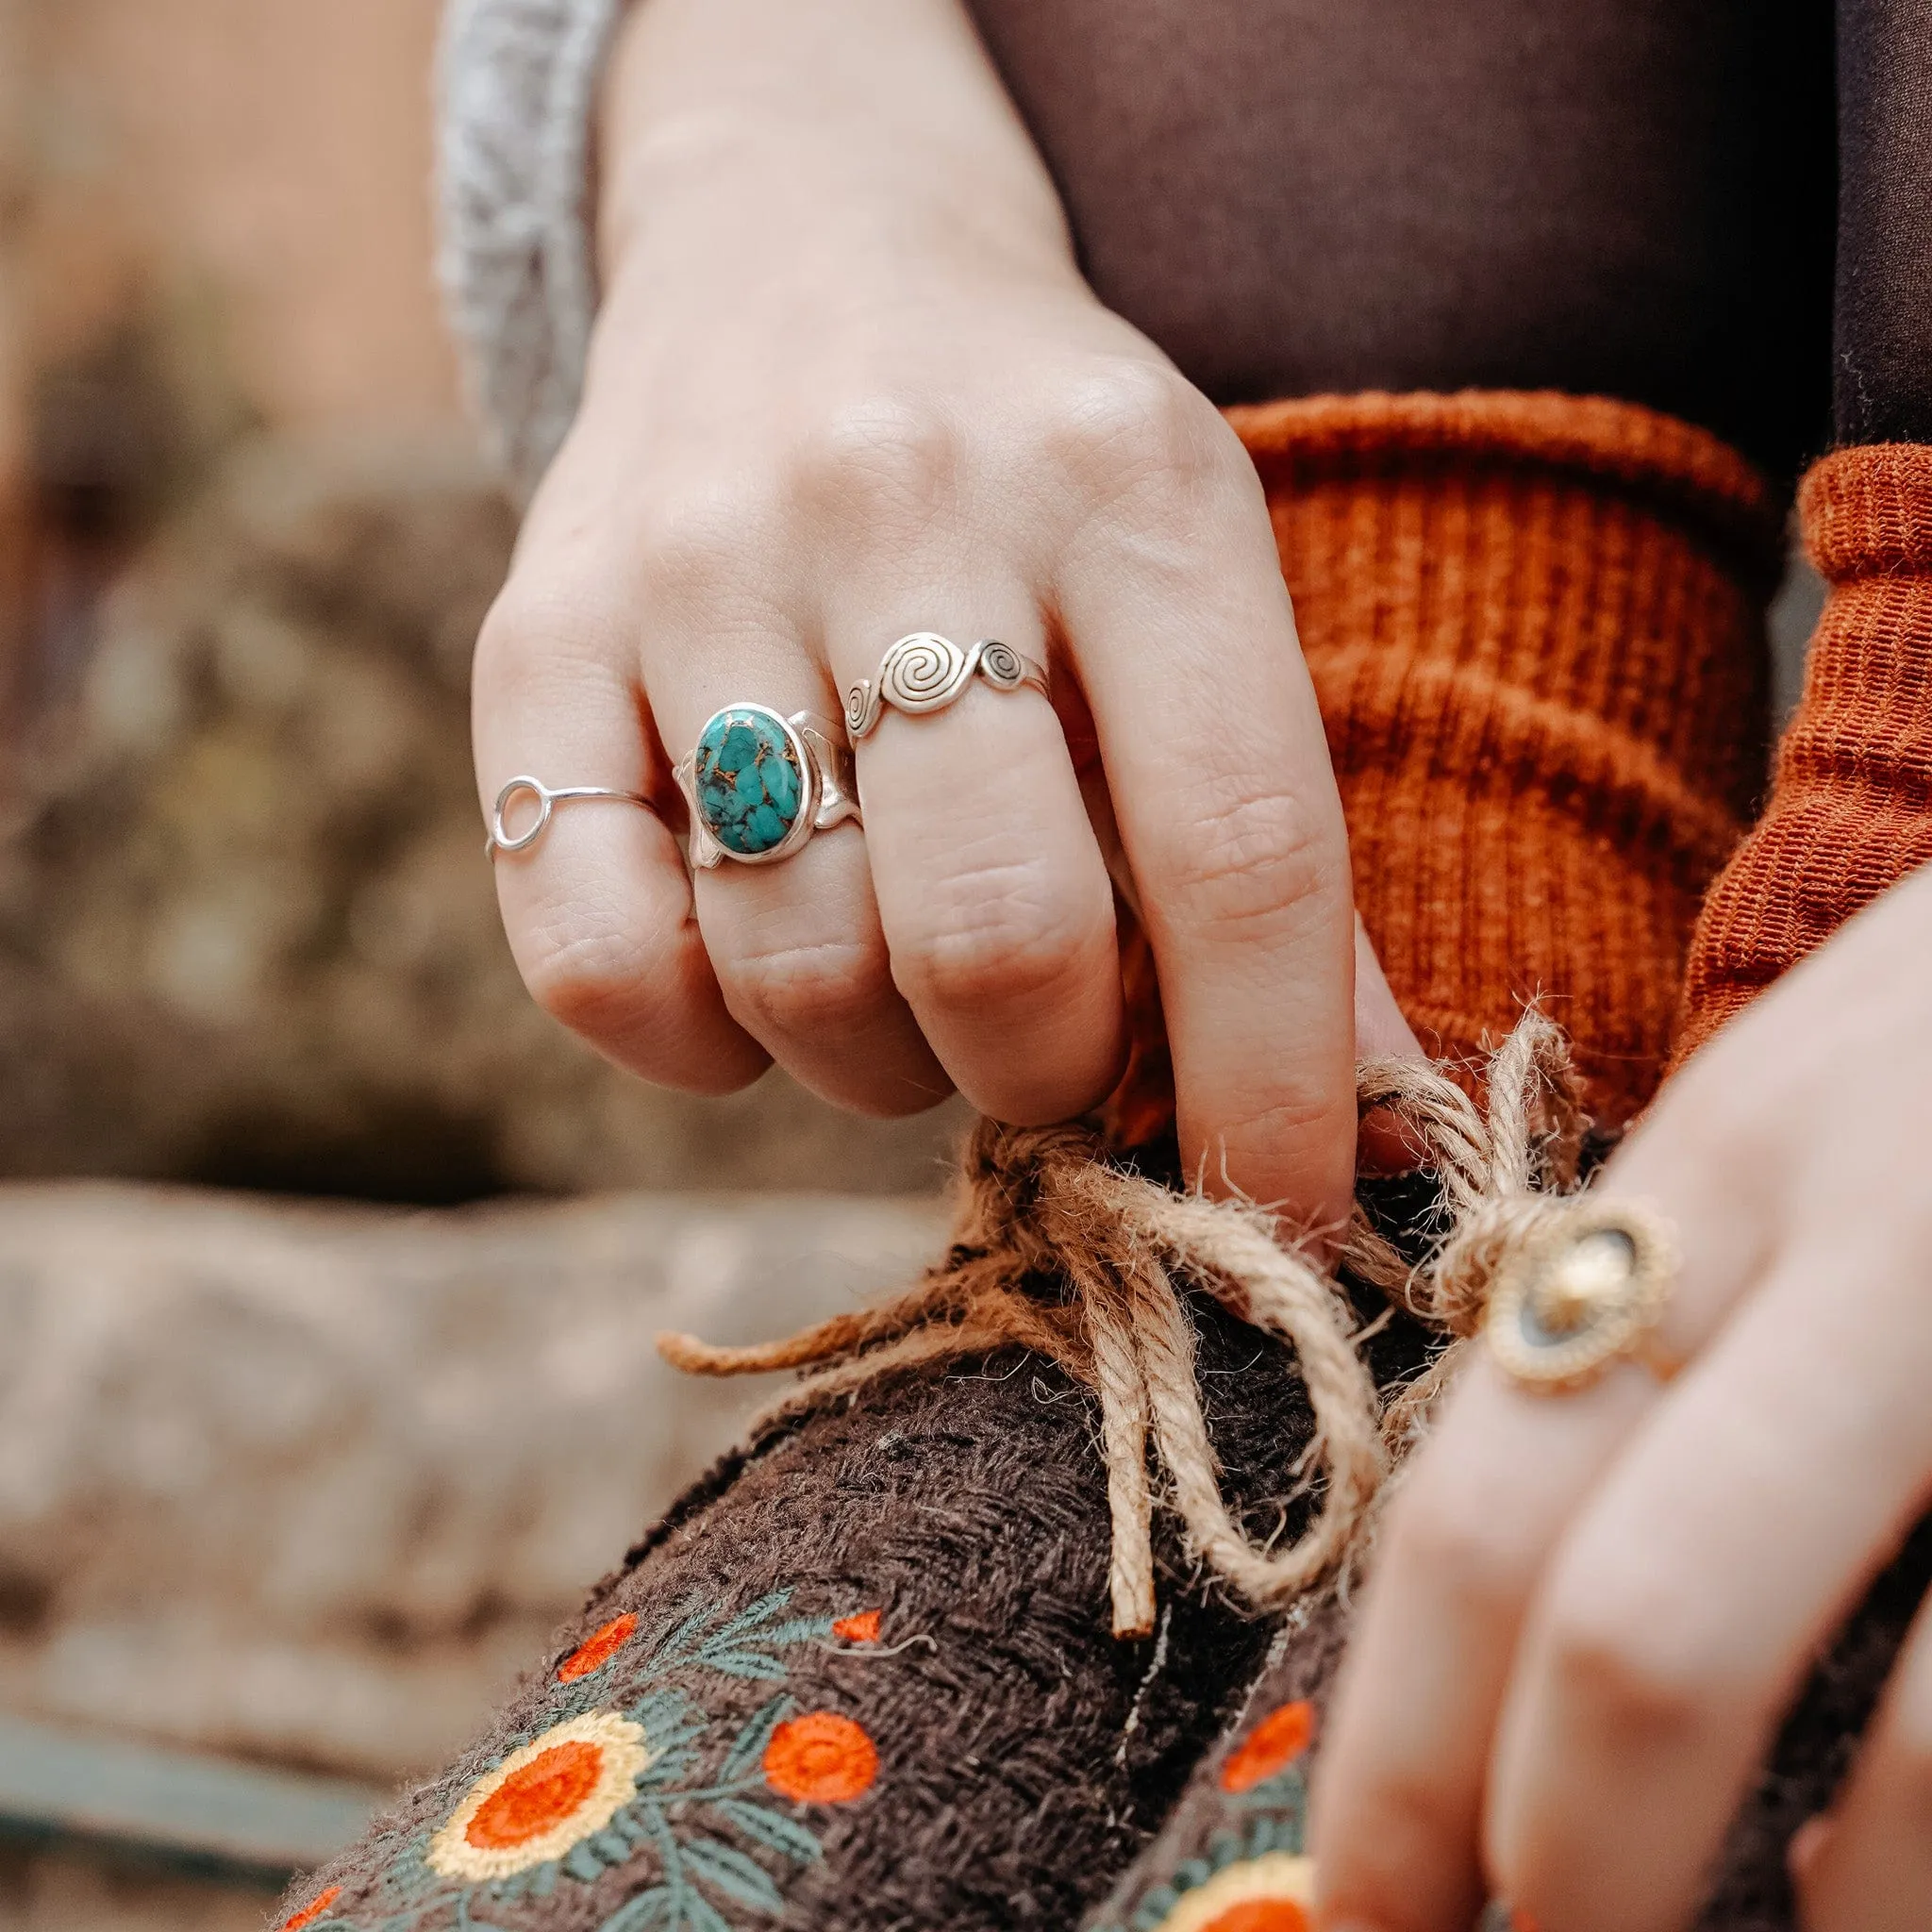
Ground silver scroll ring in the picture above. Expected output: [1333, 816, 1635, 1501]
[843, 633, 1050, 740]
[672, 705, 860, 870]
[486, 776, 655, 858]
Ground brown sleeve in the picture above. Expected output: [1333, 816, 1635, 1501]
[1832, 0, 1932, 446]
[1672, 0, 1932, 1060]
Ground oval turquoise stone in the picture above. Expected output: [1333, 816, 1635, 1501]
[692, 708, 805, 857]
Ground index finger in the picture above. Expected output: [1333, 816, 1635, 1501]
[1307, 1095, 1779, 1932]
[1051, 370, 1357, 1226]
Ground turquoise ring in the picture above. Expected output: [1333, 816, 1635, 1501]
[673, 705, 860, 869]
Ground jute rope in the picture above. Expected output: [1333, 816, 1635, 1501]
[658, 1008, 1589, 1640]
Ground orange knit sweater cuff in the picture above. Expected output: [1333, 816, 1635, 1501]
[1674, 442, 1932, 1067]
[1108, 390, 1783, 1148]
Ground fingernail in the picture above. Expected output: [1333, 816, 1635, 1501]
[1788, 1813, 1832, 1883]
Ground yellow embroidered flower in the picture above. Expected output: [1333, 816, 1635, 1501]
[426, 1711, 653, 1883]
[1148, 1852, 1316, 1932]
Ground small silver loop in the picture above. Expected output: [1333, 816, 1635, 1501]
[489, 776, 554, 855]
[485, 777, 653, 858]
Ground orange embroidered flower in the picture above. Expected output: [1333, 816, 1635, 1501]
[427, 1711, 653, 1882]
[762, 1710, 878, 1804]
[557, 1611, 638, 1682]
[1147, 1853, 1315, 1932]
[832, 1608, 883, 1643]
[1220, 1701, 1316, 1793]
[1195, 1902, 1309, 1932]
[280, 1887, 341, 1931]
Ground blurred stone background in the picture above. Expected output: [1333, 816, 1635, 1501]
[0, 3, 959, 1924]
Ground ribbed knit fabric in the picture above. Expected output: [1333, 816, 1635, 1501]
[437, 0, 625, 494]
[1674, 443, 1932, 1066]
[1109, 391, 1783, 1143]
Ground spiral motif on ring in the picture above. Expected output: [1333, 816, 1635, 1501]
[879, 632, 973, 713]
[976, 640, 1024, 690]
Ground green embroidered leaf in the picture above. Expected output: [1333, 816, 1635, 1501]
[655, 1603, 720, 1661]
[719, 1696, 794, 1782]
[1130, 1885, 1179, 1931]
[564, 1841, 607, 1883]
[599, 1885, 674, 1931]
[680, 1890, 734, 1932]
[453, 1903, 514, 1932]
[699, 1649, 791, 1681]
[746, 1616, 833, 1648]
[683, 1837, 785, 1913]
[703, 1591, 793, 1649]
[716, 1798, 823, 1866]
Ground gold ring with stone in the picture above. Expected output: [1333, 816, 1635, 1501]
[1484, 1197, 1682, 1394]
[672, 705, 859, 870]
[843, 634, 1050, 740]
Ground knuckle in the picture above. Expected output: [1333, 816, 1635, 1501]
[1536, 1572, 1715, 1753]
[519, 919, 660, 1040]
[790, 393, 962, 532]
[1149, 780, 1341, 941]
[1045, 359, 1234, 511]
[718, 929, 891, 1043]
[1389, 1477, 1539, 1626]
[892, 853, 1104, 1013]
[475, 575, 631, 689]
[628, 483, 773, 621]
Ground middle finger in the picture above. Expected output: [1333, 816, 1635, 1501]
[830, 593, 1124, 1124]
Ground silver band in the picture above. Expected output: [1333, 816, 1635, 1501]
[485, 776, 653, 858]
[844, 633, 1049, 740]
[673, 706, 859, 870]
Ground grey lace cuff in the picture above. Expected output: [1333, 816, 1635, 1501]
[436, 0, 627, 496]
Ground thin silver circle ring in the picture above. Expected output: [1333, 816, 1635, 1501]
[486, 776, 654, 858]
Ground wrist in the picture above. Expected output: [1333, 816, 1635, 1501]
[593, 0, 1074, 303]
[602, 114, 1074, 306]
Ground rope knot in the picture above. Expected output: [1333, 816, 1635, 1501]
[659, 1008, 1591, 1640]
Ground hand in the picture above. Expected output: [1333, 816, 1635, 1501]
[1312, 862, 1932, 1932]
[472, 0, 1413, 1222]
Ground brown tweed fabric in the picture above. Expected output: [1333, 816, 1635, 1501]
[276, 1280, 1432, 1932]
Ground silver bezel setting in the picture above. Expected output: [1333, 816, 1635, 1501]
[1484, 1197, 1678, 1394]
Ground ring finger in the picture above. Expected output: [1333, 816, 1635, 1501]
[1309, 1122, 1783, 1932]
